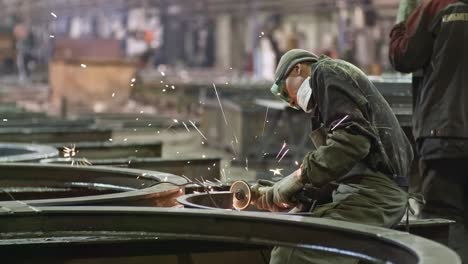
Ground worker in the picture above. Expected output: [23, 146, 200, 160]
[389, 0, 468, 261]
[254, 49, 413, 264]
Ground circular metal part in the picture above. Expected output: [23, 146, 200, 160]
[229, 180, 251, 210]
[0, 163, 187, 207]
[0, 207, 460, 264]
[0, 143, 58, 162]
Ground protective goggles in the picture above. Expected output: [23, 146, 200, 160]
[270, 79, 300, 110]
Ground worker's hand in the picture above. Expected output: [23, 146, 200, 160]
[254, 169, 304, 212]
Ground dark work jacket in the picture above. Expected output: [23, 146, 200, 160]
[309, 56, 414, 184]
[389, 0, 468, 159]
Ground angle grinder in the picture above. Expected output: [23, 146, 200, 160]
[229, 180, 315, 211]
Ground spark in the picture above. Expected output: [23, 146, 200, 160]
[276, 142, 287, 159]
[173, 119, 179, 123]
[245, 158, 249, 171]
[49, 35, 55, 38]
[295, 161, 299, 166]
[123, 138, 128, 141]
[212, 83, 228, 125]
[112, 93, 115, 97]
[63, 144, 77, 158]
[160, 71, 166, 76]
[269, 168, 284, 176]
[331, 115, 349, 131]
[162, 89, 166, 92]
[202, 154, 206, 158]
[160, 81, 164, 83]
[135, 150, 138, 153]
[109, 138, 113, 142]
[2, 119, 7, 122]
[136, 118, 139, 121]
[262, 106, 269, 137]
[51, 12, 57, 18]
[131, 78, 136, 83]
[148, 123, 152, 127]
[80, 64, 87, 68]
[131, 84, 134, 87]
[278, 149, 290, 163]
[189, 120, 207, 140]
[182, 121, 190, 132]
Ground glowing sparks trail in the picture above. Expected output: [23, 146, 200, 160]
[182, 122, 190, 132]
[189, 120, 207, 140]
[278, 149, 289, 163]
[212, 83, 228, 125]
[261, 106, 269, 137]
[331, 115, 349, 131]
[276, 142, 287, 159]
[63, 144, 92, 167]
[269, 168, 284, 176]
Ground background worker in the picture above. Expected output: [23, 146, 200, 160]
[389, 0, 468, 261]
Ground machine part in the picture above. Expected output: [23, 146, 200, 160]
[0, 143, 58, 162]
[41, 156, 222, 182]
[0, 127, 112, 143]
[0, 163, 187, 208]
[0, 206, 460, 264]
[230, 180, 252, 210]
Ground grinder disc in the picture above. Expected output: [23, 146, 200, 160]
[230, 180, 251, 210]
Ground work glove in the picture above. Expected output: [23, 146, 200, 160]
[253, 169, 304, 212]
[396, 0, 420, 23]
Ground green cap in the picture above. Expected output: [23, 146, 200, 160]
[271, 49, 318, 106]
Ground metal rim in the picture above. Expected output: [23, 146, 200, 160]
[0, 143, 59, 162]
[0, 163, 187, 207]
[0, 206, 460, 264]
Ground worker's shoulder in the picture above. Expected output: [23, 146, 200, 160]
[314, 58, 367, 80]
[424, 0, 460, 19]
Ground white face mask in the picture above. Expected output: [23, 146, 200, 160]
[296, 76, 312, 113]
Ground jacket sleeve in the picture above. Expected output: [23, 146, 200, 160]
[301, 65, 375, 187]
[301, 129, 371, 187]
[389, 0, 448, 73]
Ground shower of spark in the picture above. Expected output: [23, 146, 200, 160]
[63, 144, 76, 159]
[189, 120, 207, 140]
[278, 149, 290, 163]
[63, 145, 92, 167]
[182, 121, 190, 132]
[276, 142, 287, 159]
[331, 115, 349, 131]
[261, 106, 269, 137]
[269, 168, 284, 176]
[212, 83, 228, 126]
[51, 12, 57, 18]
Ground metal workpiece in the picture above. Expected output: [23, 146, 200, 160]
[0, 163, 188, 207]
[0, 143, 58, 162]
[0, 206, 460, 264]
[50, 140, 163, 159]
[41, 156, 221, 181]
